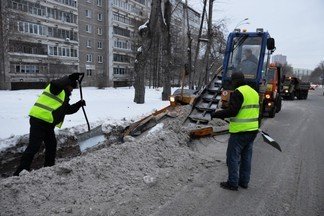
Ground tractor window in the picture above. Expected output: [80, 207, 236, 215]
[227, 36, 262, 79]
[266, 68, 275, 81]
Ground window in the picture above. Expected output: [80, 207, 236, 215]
[114, 39, 129, 50]
[48, 45, 77, 57]
[86, 24, 92, 33]
[86, 69, 92, 76]
[134, 0, 145, 5]
[97, 0, 102, 6]
[98, 55, 103, 63]
[86, 9, 92, 18]
[113, 67, 128, 75]
[98, 41, 103, 49]
[54, 0, 77, 7]
[15, 64, 40, 73]
[18, 21, 46, 36]
[98, 13, 103, 21]
[113, 54, 130, 63]
[113, 26, 131, 37]
[86, 40, 92, 48]
[97, 27, 102, 35]
[86, 54, 93, 62]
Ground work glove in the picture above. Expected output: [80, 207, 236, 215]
[68, 73, 81, 81]
[77, 100, 86, 107]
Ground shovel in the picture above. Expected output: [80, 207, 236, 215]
[223, 119, 282, 152]
[259, 130, 282, 152]
[75, 74, 104, 146]
[78, 73, 90, 132]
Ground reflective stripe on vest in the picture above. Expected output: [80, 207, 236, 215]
[29, 84, 65, 128]
[229, 85, 259, 133]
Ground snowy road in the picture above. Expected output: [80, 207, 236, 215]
[153, 88, 324, 216]
[1, 89, 323, 216]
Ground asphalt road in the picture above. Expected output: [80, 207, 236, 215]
[153, 88, 324, 216]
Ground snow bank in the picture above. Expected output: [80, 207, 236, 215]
[0, 106, 226, 216]
[0, 87, 174, 149]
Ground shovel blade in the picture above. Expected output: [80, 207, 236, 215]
[77, 125, 103, 142]
[260, 131, 282, 152]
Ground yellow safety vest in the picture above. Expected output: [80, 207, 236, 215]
[229, 85, 259, 133]
[29, 84, 65, 128]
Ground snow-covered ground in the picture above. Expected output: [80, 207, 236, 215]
[0, 87, 175, 149]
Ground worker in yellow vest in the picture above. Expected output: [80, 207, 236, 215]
[211, 72, 259, 191]
[13, 73, 85, 176]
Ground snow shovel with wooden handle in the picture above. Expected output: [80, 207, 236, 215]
[78, 73, 90, 132]
[75, 74, 103, 144]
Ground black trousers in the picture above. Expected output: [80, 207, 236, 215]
[14, 118, 57, 176]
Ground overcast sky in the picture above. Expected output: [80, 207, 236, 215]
[188, 0, 324, 70]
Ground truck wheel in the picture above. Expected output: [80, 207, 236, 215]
[269, 106, 276, 118]
[276, 97, 282, 113]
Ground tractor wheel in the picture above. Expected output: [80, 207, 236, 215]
[268, 106, 276, 118]
[276, 97, 282, 113]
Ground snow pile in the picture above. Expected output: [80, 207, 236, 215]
[0, 106, 226, 216]
[0, 87, 173, 150]
[138, 20, 149, 31]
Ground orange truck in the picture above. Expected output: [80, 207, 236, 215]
[262, 63, 282, 118]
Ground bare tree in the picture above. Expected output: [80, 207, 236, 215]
[161, 0, 172, 100]
[134, 0, 172, 103]
[0, 1, 19, 89]
[309, 61, 324, 84]
[198, 0, 214, 89]
[191, 0, 208, 89]
[184, 0, 193, 88]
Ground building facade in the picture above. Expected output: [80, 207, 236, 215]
[78, 0, 107, 87]
[0, 0, 79, 90]
[293, 68, 312, 79]
[1, 0, 200, 89]
[108, 0, 150, 87]
[272, 54, 287, 66]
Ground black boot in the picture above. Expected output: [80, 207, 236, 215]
[220, 181, 238, 191]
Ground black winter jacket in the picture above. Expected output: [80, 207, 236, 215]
[30, 76, 82, 128]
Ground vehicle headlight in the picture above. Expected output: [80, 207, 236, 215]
[170, 96, 175, 102]
[265, 94, 271, 99]
[285, 90, 288, 93]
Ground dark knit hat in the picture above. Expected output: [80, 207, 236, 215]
[69, 80, 78, 88]
[231, 72, 245, 82]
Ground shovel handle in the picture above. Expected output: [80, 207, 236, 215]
[78, 73, 90, 131]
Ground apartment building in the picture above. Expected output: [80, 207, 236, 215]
[109, 0, 150, 87]
[78, 0, 107, 86]
[0, 0, 201, 89]
[77, 0, 150, 87]
[272, 54, 287, 66]
[0, 0, 79, 90]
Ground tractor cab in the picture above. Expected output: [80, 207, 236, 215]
[221, 29, 275, 91]
[220, 29, 276, 107]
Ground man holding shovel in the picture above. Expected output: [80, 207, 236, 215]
[211, 72, 259, 191]
[14, 73, 85, 176]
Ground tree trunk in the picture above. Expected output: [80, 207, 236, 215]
[133, 0, 172, 102]
[191, 0, 208, 89]
[161, 0, 172, 100]
[134, 50, 146, 103]
[198, 0, 213, 89]
[185, 0, 192, 89]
